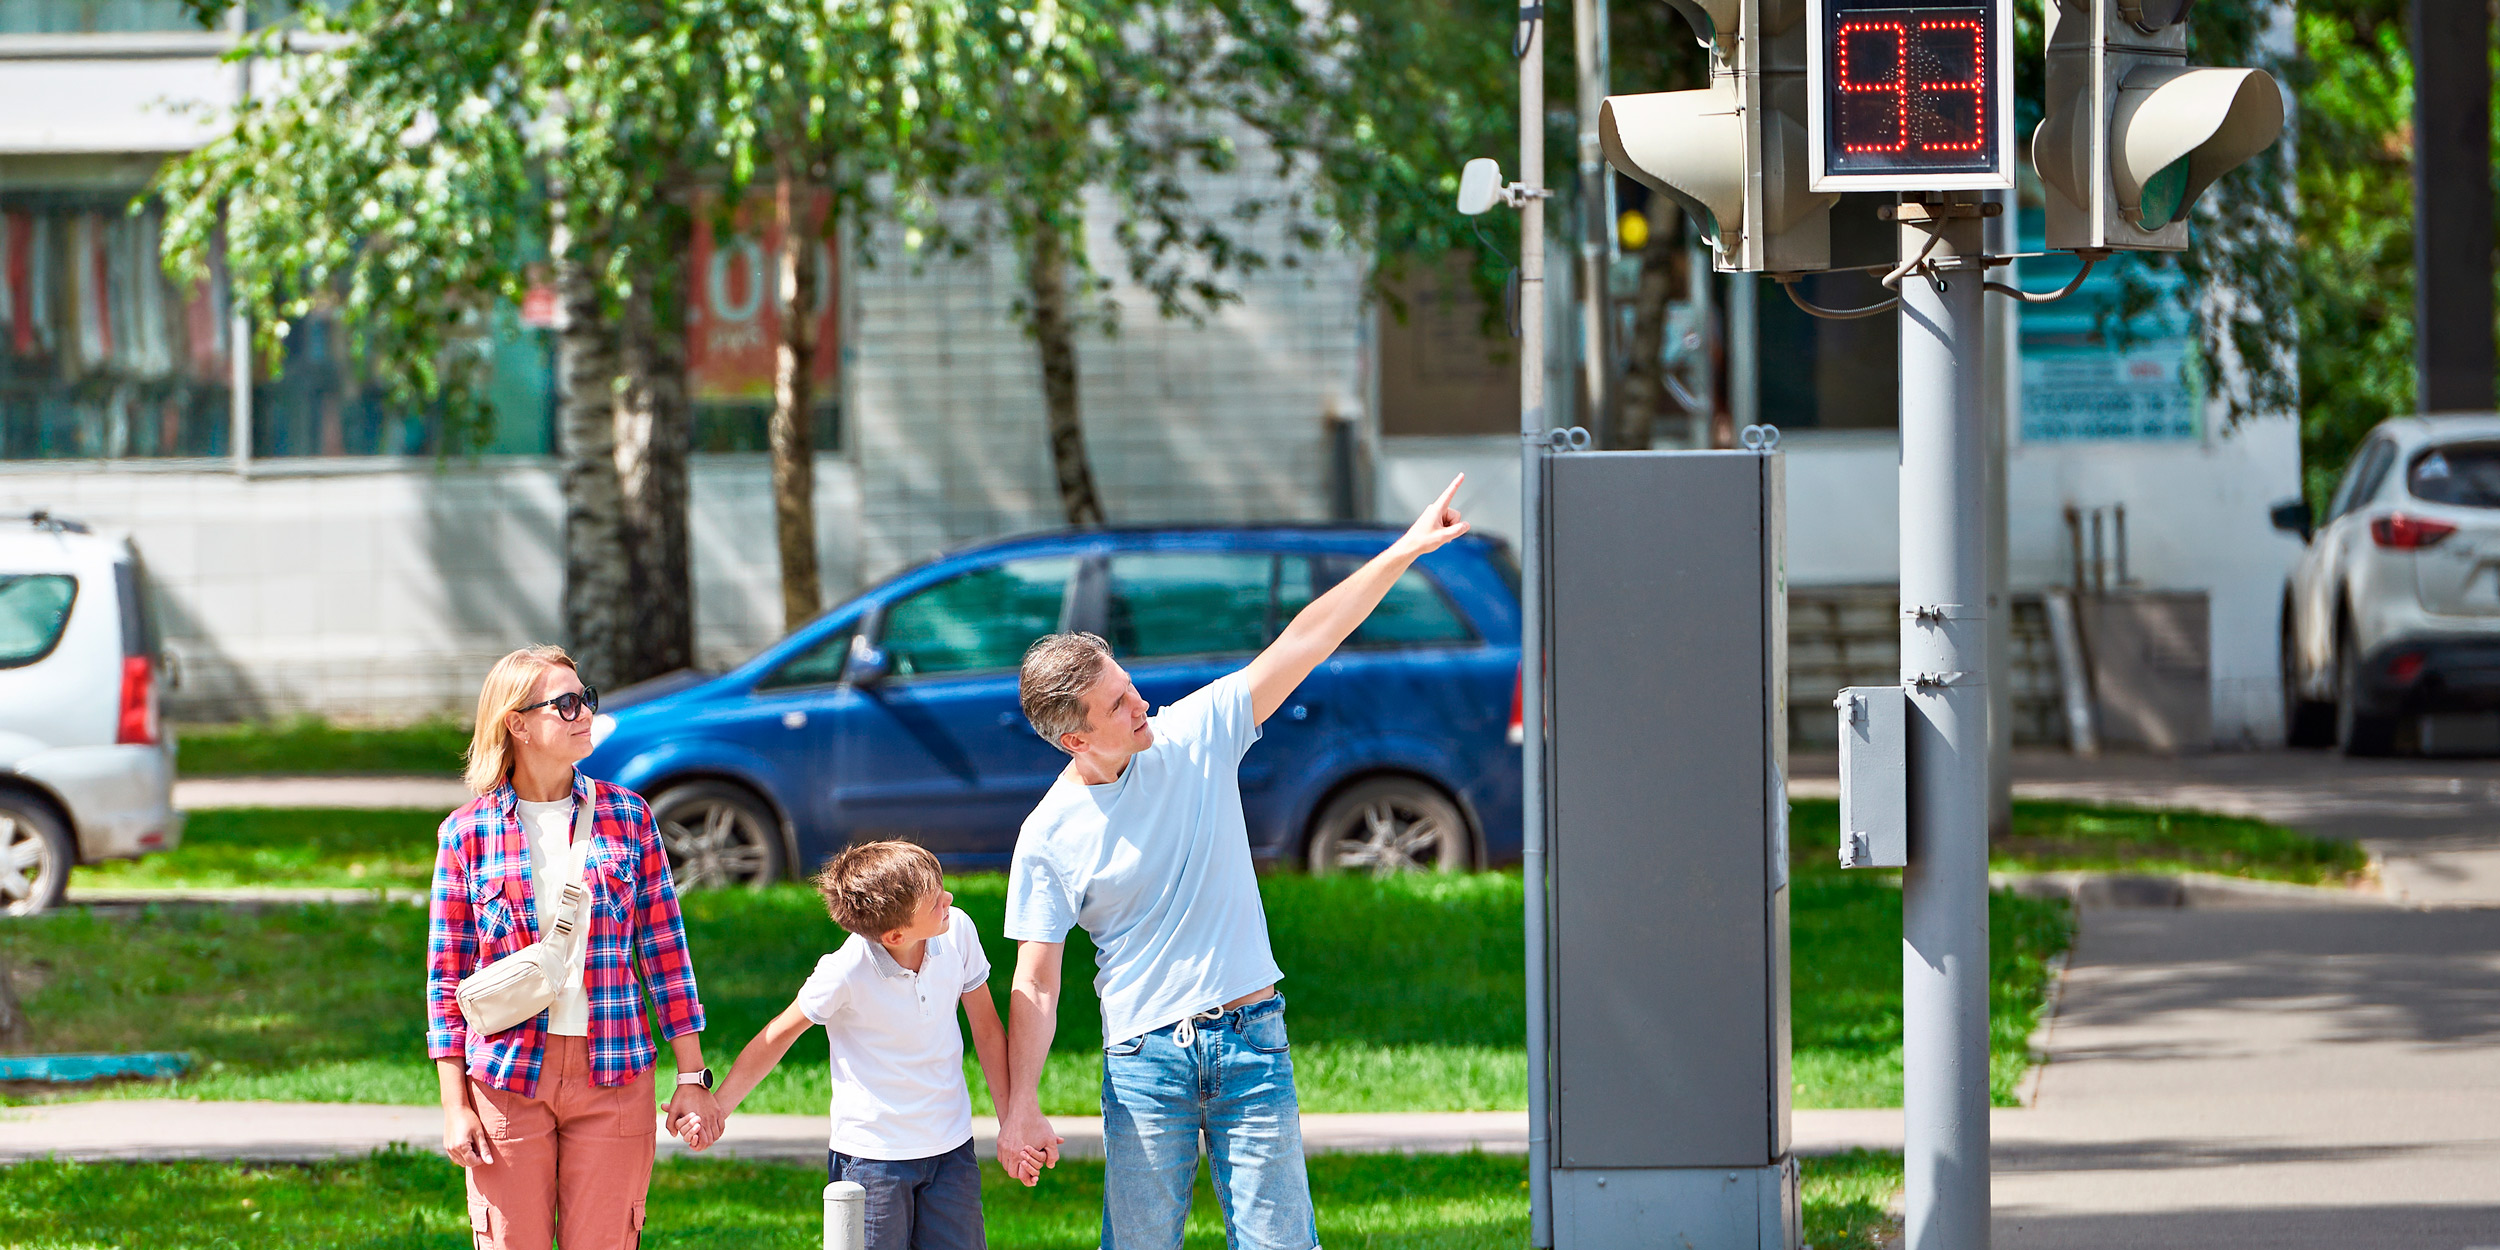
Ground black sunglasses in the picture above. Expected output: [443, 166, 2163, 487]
[518, 686, 600, 721]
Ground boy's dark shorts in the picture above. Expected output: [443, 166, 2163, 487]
[828, 1138, 985, 1250]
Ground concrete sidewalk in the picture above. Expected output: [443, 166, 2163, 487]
[0, 1101, 1912, 1165]
[175, 776, 472, 811]
[1990, 901, 2500, 1248]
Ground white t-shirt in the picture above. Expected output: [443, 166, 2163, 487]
[515, 795, 590, 1037]
[797, 906, 992, 1160]
[1004, 670, 1284, 1046]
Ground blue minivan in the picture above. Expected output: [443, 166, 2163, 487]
[584, 525, 1523, 887]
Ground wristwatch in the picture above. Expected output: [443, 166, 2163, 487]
[677, 1068, 713, 1090]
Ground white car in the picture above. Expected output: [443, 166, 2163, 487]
[0, 512, 182, 913]
[2278, 415, 2500, 755]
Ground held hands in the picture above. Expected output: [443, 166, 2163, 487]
[666, 1084, 725, 1151]
[995, 1107, 1064, 1187]
[1394, 474, 1471, 559]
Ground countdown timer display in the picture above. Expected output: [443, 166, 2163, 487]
[1807, 0, 2012, 191]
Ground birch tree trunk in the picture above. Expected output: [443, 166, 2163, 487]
[554, 198, 631, 686]
[1024, 216, 1105, 526]
[769, 171, 823, 633]
[613, 222, 694, 683]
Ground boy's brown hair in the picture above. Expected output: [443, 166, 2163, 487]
[812, 840, 944, 937]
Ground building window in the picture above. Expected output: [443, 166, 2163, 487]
[0, 1, 205, 33]
[683, 194, 842, 454]
[0, 196, 234, 459]
[1, 175, 849, 462]
[1, 182, 555, 461]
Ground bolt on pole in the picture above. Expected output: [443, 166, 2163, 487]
[1518, 2, 1554, 1245]
[1897, 192, 1992, 1250]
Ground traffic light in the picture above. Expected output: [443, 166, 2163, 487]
[2033, 0, 2284, 251]
[1600, 0, 1838, 272]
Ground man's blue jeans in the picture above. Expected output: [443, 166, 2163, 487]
[1100, 993, 1319, 1250]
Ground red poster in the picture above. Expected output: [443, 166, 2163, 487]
[685, 192, 838, 402]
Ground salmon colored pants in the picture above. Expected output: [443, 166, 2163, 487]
[465, 1037, 657, 1250]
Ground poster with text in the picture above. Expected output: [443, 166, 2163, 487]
[686, 192, 839, 402]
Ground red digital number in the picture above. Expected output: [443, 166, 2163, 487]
[1915, 19, 1986, 154]
[1836, 20, 1908, 154]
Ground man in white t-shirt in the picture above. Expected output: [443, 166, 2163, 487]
[998, 476, 1472, 1250]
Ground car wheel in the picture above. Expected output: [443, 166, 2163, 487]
[1306, 778, 1472, 876]
[2282, 615, 2336, 748]
[2335, 631, 2398, 757]
[651, 782, 786, 892]
[0, 794, 72, 916]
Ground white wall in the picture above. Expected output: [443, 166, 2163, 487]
[0, 456, 861, 720]
[1375, 413, 2307, 746]
[842, 161, 1364, 585]
[0, 49, 239, 155]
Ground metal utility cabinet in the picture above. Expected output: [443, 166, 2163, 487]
[1543, 450, 1799, 1249]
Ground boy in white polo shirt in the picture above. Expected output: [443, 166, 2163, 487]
[712, 841, 1021, 1250]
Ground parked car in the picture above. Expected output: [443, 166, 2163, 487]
[584, 525, 1524, 887]
[0, 512, 182, 913]
[2275, 415, 2500, 754]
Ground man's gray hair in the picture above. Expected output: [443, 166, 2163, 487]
[1020, 632, 1113, 753]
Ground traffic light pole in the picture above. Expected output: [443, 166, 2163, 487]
[1517, 5, 1554, 1248]
[1896, 193, 1992, 1250]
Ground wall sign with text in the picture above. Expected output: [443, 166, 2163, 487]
[1806, 0, 2014, 192]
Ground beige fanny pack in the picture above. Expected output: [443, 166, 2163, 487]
[455, 801, 593, 1036]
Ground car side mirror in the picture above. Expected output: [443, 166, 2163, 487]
[844, 633, 891, 688]
[2269, 497, 2314, 543]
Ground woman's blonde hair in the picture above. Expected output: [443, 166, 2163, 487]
[464, 645, 579, 794]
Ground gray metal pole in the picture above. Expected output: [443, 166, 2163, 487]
[1898, 195, 1991, 1250]
[1519, 4, 1554, 1245]
[1574, 0, 1610, 441]
[228, 1, 253, 475]
[1982, 191, 2013, 842]
[1727, 273, 1757, 444]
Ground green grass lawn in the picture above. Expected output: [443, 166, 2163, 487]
[0, 1148, 1906, 1250]
[7, 855, 2066, 1113]
[83, 799, 2367, 898]
[174, 717, 470, 777]
[1986, 800, 2373, 886]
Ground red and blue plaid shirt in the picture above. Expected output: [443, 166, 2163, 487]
[426, 773, 707, 1096]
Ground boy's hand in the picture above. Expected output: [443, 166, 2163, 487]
[996, 1108, 1063, 1186]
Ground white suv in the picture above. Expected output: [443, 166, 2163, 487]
[0, 512, 182, 912]
[2278, 415, 2500, 755]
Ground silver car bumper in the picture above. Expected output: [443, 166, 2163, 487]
[11, 743, 183, 863]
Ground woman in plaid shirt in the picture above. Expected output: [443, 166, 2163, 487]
[428, 646, 721, 1249]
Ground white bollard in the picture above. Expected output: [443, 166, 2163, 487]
[823, 1180, 866, 1250]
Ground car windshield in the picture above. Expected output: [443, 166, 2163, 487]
[0, 574, 77, 668]
[2408, 444, 2500, 508]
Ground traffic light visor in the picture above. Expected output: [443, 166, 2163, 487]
[1660, 0, 1739, 53]
[2112, 65, 2283, 229]
[1600, 86, 1746, 250]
